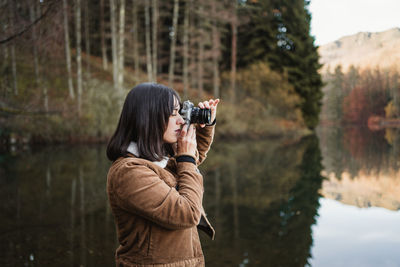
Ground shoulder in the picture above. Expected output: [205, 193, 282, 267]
[109, 156, 154, 177]
[107, 157, 154, 186]
[107, 156, 177, 190]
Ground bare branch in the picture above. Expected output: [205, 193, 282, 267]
[0, 0, 60, 45]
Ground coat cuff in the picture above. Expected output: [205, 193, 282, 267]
[176, 155, 196, 165]
[196, 123, 215, 137]
[206, 118, 216, 126]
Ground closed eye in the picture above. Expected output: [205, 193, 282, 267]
[172, 108, 179, 116]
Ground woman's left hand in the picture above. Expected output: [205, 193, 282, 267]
[198, 99, 220, 128]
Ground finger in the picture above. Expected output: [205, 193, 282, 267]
[211, 100, 219, 112]
[191, 125, 197, 139]
[180, 123, 188, 137]
[198, 102, 205, 109]
[210, 99, 219, 107]
[203, 101, 210, 109]
[187, 124, 194, 137]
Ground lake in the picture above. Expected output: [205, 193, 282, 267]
[1, 127, 399, 266]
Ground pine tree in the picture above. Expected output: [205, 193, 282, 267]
[235, 0, 323, 128]
[236, 0, 276, 68]
[270, 0, 323, 129]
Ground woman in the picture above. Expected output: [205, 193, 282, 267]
[106, 83, 219, 267]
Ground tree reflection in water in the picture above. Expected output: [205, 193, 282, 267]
[318, 126, 400, 210]
[318, 126, 400, 179]
[0, 145, 116, 266]
[0, 136, 324, 266]
[200, 135, 324, 266]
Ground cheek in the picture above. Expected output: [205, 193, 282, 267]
[171, 118, 178, 127]
[167, 118, 175, 131]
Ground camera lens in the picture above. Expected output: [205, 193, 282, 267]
[191, 107, 211, 125]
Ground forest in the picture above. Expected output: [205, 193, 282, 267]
[319, 64, 400, 179]
[320, 65, 400, 127]
[0, 0, 322, 145]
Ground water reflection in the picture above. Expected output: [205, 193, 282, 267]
[313, 126, 400, 267]
[200, 136, 324, 266]
[1, 136, 324, 266]
[318, 126, 400, 210]
[311, 198, 400, 267]
[0, 146, 116, 266]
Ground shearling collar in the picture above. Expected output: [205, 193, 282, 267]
[127, 141, 169, 168]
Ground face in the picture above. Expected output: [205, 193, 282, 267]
[163, 98, 184, 144]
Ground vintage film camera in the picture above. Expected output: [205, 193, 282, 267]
[179, 100, 211, 125]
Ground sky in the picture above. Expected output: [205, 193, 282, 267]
[308, 0, 400, 46]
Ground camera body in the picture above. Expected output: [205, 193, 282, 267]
[179, 100, 211, 125]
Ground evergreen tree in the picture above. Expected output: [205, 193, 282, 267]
[270, 0, 323, 129]
[237, 0, 277, 69]
[234, 0, 323, 129]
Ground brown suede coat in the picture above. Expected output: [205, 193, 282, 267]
[107, 125, 216, 267]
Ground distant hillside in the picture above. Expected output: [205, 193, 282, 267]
[318, 27, 400, 72]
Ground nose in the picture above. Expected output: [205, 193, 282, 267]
[177, 113, 184, 125]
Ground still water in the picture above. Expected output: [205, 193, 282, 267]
[1, 127, 399, 266]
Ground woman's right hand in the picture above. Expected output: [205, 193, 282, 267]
[177, 124, 197, 157]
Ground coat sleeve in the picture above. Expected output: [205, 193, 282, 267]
[195, 124, 215, 165]
[111, 161, 203, 230]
